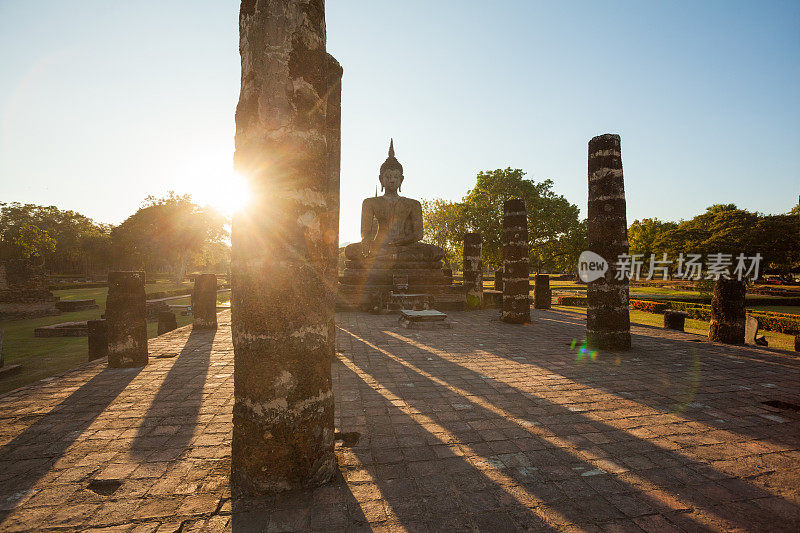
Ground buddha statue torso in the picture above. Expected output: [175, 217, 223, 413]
[344, 140, 443, 262]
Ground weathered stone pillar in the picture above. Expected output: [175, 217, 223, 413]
[587, 134, 631, 349]
[106, 271, 147, 367]
[463, 233, 483, 309]
[192, 274, 218, 329]
[708, 278, 746, 344]
[442, 268, 453, 286]
[157, 311, 178, 336]
[502, 199, 530, 323]
[534, 274, 551, 310]
[231, 0, 341, 495]
[87, 319, 108, 361]
[494, 269, 504, 291]
[663, 310, 687, 332]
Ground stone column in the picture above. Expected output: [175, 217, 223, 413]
[192, 274, 218, 329]
[587, 134, 631, 349]
[708, 278, 746, 344]
[87, 319, 108, 361]
[502, 199, 530, 323]
[231, 0, 341, 495]
[463, 233, 483, 309]
[157, 311, 177, 336]
[106, 271, 147, 368]
[494, 269, 504, 291]
[534, 274, 551, 310]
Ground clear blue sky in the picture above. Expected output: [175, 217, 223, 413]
[1, 0, 798, 244]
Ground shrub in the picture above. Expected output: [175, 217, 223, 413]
[556, 296, 587, 306]
[629, 299, 668, 314]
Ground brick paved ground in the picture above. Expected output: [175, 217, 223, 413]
[0, 308, 798, 531]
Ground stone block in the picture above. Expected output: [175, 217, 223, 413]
[106, 271, 147, 368]
[192, 274, 217, 329]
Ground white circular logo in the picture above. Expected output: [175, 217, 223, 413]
[577, 251, 608, 282]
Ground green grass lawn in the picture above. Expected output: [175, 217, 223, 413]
[0, 281, 204, 396]
[554, 306, 798, 352]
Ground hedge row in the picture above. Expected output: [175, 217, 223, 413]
[553, 295, 800, 335]
[647, 299, 800, 335]
[555, 296, 587, 306]
[629, 299, 669, 313]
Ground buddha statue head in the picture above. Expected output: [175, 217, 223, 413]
[379, 139, 403, 194]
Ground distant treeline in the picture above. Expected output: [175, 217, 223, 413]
[0, 193, 230, 281]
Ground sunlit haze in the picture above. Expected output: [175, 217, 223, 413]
[1, 1, 798, 242]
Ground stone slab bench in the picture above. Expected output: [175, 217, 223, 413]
[399, 309, 451, 329]
[55, 299, 98, 312]
[34, 321, 88, 337]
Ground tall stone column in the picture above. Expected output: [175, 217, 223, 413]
[192, 274, 218, 329]
[231, 0, 341, 495]
[502, 199, 530, 323]
[534, 274, 551, 310]
[708, 278, 746, 344]
[494, 269, 504, 291]
[87, 319, 108, 361]
[106, 271, 147, 368]
[463, 233, 483, 309]
[587, 134, 631, 349]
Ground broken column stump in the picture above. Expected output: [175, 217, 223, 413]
[87, 319, 108, 361]
[157, 311, 178, 336]
[533, 274, 551, 310]
[494, 269, 504, 291]
[502, 199, 530, 323]
[708, 278, 746, 344]
[463, 233, 483, 309]
[231, 0, 341, 495]
[192, 274, 218, 329]
[106, 271, 147, 368]
[663, 310, 688, 332]
[586, 134, 631, 350]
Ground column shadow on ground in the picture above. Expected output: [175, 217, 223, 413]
[338, 325, 800, 531]
[230, 470, 370, 532]
[0, 367, 140, 525]
[504, 309, 800, 448]
[129, 327, 215, 459]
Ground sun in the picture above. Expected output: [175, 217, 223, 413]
[208, 169, 251, 216]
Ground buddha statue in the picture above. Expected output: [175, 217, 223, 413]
[345, 139, 444, 262]
[339, 140, 450, 308]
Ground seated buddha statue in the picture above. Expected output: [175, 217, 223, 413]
[344, 139, 444, 263]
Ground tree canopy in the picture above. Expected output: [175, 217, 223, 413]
[111, 193, 228, 281]
[0, 202, 111, 272]
[422, 168, 586, 272]
[629, 204, 800, 275]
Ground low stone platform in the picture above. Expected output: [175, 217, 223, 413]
[0, 309, 799, 531]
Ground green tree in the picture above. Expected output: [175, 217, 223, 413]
[0, 202, 111, 273]
[422, 168, 585, 272]
[628, 218, 678, 258]
[12, 223, 56, 262]
[112, 192, 228, 282]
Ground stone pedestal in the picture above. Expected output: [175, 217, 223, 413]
[586, 134, 631, 350]
[463, 233, 483, 310]
[339, 244, 449, 308]
[708, 278, 746, 344]
[502, 199, 530, 323]
[157, 311, 178, 335]
[533, 274, 551, 310]
[231, 0, 340, 495]
[192, 274, 217, 329]
[0, 260, 59, 320]
[663, 310, 687, 332]
[494, 269, 504, 291]
[106, 271, 147, 368]
[87, 319, 108, 361]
